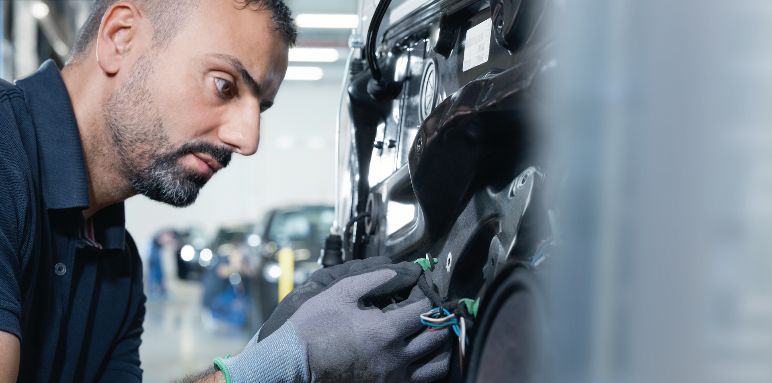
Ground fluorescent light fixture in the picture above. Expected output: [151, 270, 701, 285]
[30, 1, 50, 19]
[276, 135, 296, 149]
[306, 136, 326, 150]
[289, 48, 340, 63]
[285, 66, 324, 81]
[295, 14, 358, 29]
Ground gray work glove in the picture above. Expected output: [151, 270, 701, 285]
[258, 256, 394, 341]
[215, 262, 450, 383]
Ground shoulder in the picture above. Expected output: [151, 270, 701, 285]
[0, 78, 32, 170]
[0, 79, 35, 256]
[0, 78, 22, 97]
[0, 78, 26, 118]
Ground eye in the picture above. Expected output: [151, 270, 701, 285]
[214, 77, 236, 99]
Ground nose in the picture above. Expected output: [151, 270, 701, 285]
[218, 100, 261, 156]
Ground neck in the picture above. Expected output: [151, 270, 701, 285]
[61, 63, 135, 220]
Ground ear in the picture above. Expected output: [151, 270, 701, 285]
[95, 2, 147, 76]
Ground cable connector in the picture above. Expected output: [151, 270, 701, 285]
[414, 254, 439, 272]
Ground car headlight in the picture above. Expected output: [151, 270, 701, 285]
[263, 262, 281, 283]
[180, 244, 195, 262]
[198, 248, 212, 267]
[200, 248, 213, 262]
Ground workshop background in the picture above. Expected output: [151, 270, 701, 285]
[0, 1, 356, 380]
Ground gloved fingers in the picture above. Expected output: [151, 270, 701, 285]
[324, 268, 401, 302]
[261, 257, 397, 341]
[384, 296, 434, 337]
[383, 283, 431, 312]
[403, 327, 450, 359]
[409, 349, 451, 383]
[258, 279, 325, 341]
[359, 262, 423, 305]
[309, 256, 392, 285]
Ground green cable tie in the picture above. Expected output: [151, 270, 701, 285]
[213, 357, 233, 383]
[458, 298, 480, 318]
[414, 256, 439, 272]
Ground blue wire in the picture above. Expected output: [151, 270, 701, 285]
[421, 307, 461, 337]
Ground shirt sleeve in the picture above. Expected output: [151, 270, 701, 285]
[0, 110, 32, 341]
[98, 234, 146, 383]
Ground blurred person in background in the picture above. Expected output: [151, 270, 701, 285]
[146, 234, 166, 300]
[0, 1, 448, 382]
[146, 229, 178, 300]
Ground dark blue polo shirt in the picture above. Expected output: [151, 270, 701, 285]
[0, 60, 145, 382]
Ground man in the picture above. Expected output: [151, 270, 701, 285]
[0, 1, 448, 382]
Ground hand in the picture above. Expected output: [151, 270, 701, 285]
[289, 264, 449, 382]
[216, 261, 450, 383]
[258, 256, 393, 341]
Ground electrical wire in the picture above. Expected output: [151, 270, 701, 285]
[344, 212, 371, 233]
[458, 316, 467, 366]
[420, 305, 471, 369]
[366, 0, 393, 83]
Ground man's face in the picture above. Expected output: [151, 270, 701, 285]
[105, 1, 289, 206]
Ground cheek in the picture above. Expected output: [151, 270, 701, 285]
[151, 68, 225, 143]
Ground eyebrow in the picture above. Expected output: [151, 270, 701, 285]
[208, 53, 274, 110]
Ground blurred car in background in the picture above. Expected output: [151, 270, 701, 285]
[175, 226, 209, 281]
[250, 205, 334, 325]
[201, 224, 257, 329]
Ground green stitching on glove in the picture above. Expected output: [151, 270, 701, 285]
[213, 357, 233, 383]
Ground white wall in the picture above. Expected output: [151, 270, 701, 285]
[126, 80, 342, 253]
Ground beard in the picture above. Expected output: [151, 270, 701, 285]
[103, 54, 232, 207]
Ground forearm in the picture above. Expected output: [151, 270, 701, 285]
[177, 367, 225, 383]
[0, 331, 20, 383]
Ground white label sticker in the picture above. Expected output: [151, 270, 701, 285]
[462, 18, 492, 72]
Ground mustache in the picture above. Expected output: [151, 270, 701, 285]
[173, 142, 233, 169]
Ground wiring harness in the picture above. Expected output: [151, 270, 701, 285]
[414, 256, 480, 371]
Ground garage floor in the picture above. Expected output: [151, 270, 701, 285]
[140, 280, 251, 382]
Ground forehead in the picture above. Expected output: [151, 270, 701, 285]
[168, 0, 289, 94]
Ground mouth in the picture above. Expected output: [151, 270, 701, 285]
[194, 153, 224, 172]
[188, 153, 223, 178]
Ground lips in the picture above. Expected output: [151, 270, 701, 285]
[192, 153, 223, 173]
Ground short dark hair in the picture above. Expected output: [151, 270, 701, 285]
[68, 0, 297, 63]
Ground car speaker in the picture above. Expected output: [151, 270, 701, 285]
[465, 264, 545, 383]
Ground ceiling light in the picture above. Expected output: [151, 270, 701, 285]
[295, 14, 358, 29]
[289, 48, 340, 63]
[30, 1, 50, 20]
[276, 136, 296, 149]
[306, 136, 326, 150]
[285, 66, 324, 81]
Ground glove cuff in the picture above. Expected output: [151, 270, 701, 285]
[214, 323, 310, 383]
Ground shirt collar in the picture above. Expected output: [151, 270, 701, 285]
[92, 203, 127, 252]
[15, 59, 90, 210]
[16, 60, 126, 251]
